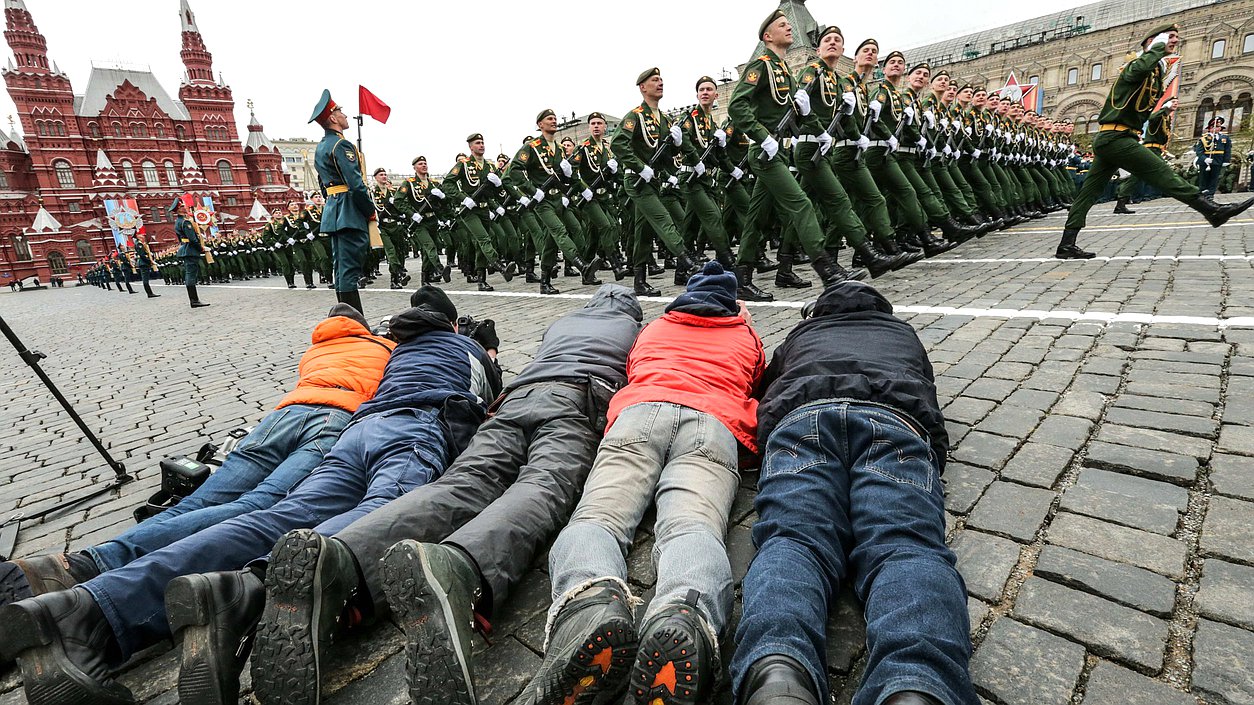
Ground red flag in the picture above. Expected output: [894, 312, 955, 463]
[1155, 57, 1181, 111]
[358, 85, 391, 124]
[1021, 84, 1042, 113]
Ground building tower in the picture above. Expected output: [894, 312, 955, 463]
[177, 0, 242, 187]
[241, 99, 291, 211]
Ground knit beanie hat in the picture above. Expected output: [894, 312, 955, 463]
[665, 261, 739, 316]
[327, 302, 369, 329]
[409, 285, 457, 323]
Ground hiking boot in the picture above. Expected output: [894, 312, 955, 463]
[1054, 228, 1095, 260]
[1, 587, 135, 705]
[12, 553, 98, 602]
[380, 541, 481, 705]
[166, 569, 265, 705]
[628, 592, 713, 705]
[250, 530, 358, 705]
[741, 654, 819, 705]
[522, 580, 636, 705]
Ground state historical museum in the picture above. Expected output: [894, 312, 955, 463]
[0, 0, 293, 282]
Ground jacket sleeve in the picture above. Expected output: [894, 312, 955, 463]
[610, 117, 643, 172]
[729, 58, 770, 143]
[1120, 43, 1168, 84]
[507, 147, 538, 193]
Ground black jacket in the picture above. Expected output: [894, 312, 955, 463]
[757, 282, 949, 471]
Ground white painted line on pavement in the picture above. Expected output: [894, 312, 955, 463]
[923, 254, 1254, 264]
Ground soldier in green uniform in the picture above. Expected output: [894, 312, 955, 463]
[570, 112, 630, 281]
[133, 238, 161, 298]
[304, 192, 333, 288]
[172, 198, 210, 308]
[392, 155, 451, 284]
[678, 77, 738, 271]
[282, 202, 317, 289]
[1058, 25, 1254, 258]
[730, 12, 863, 291]
[444, 133, 518, 291]
[310, 90, 372, 313]
[371, 168, 412, 289]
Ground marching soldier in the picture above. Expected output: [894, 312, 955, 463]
[678, 78, 738, 272]
[110, 250, 135, 294]
[1114, 99, 1176, 213]
[309, 89, 373, 314]
[570, 112, 630, 281]
[444, 133, 518, 291]
[172, 198, 210, 308]
[372, 168, 412, 289]
[1058, 25, 1254, 258]
[133, 238, 161, 298]
[392, 155, 451, 284]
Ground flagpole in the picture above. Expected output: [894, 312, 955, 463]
[355, 114, 364, 154]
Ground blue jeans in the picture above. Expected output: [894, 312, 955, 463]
[83, 406, 447, 659]
[730, 400, 976, 705]
[86, 404, 351, 572]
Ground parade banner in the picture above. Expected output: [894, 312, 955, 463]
[997, 72, 1043, 112]
[103, 198, 145, 250]
[1155, 57, 1181, 112]
[179, 193, 220, 237]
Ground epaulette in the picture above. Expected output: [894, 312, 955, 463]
[758, 55, 771, 62]
[457, 156, 469, 163]
[632, 106, 644, 114]
[530, 138, 544, 147]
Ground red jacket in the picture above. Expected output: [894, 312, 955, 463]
[607, 311, 765, 455]
[276, 316, 396, 414]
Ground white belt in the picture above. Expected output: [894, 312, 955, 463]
[897, 147, 917, 154]
[833, 139, 858, 148]
[678, 165, 696, 173]
[794, 135, 821, 143]
[866, 140, 892, 148]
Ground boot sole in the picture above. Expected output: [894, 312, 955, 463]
[1, 600, 135, 705]
[534, 616, 637, 705]
[166, 574, 236, 705]
[251, 530, 328, 705]
[629, 619, 705, 705]
[380, 541, 475, 705]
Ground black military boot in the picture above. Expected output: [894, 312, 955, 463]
[1, 588, 135, 705]
[896, 234, 923, 255]
[521, 580, 636, 705]
[735, 264, 774, 302]
[493, 259, 518, 283]
[340, 289, 365, 317]
[880, 240, 923, 269]
[1054, 228, 1095, 260]
[187, 285, 210, 308]
[540, 272, 560, 295]
[398, 270, 412, 286]
[675, 251, 702, 285]
[390, 272, 404, 290]
[939, 217, 976, 244]
[647, 261, 666, 277]
[581, 257, 603, 286]
[812, 253, 866, 286]
[608, 251, 630, 281]
[919, 230, 958, 258]
[251, 530, 359, 705]
[1188, 193, 1254, 227]
[143, 280, 161, 298]
[755, 250, 779, 273]
[628, 591, 714, 705]
[285, 274, 297, 289]
[479, 268, 495, 292]
[525, 261, 541, 284]
[380, 541, 482, 705]
[852, 242, 901, 279]
[741, 654, 819, 705]
[166, 569, 266, 705]
[634, 265, 661, 297]
[774, 254, 812, 289]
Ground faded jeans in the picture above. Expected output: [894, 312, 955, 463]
[548, 401, 741, 638]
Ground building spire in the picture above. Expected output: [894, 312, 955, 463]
[179, 0, 198, 32]
[179, 0, 214, 85]
[4, 0, 50, 73]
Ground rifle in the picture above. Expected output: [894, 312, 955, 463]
[453, 166, 499, 218]
[757, 74, 824, 167]
[634, 133, 676, 187]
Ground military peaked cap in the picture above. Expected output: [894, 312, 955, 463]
[308, 89, 336, 124]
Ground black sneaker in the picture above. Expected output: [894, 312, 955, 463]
[250, 529, 357, 705]
[166, 569, 265, 705]
[628, 592, 714, 705]
[380, 541, 480, 705]
[522, 580, 637, 705]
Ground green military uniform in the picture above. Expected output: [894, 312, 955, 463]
[372, 175, 412, 288]
[391, 162, 449, 283]
[443, 150, 515, 288]
[569, 119, 629, 280]
[678, 88, 736, 267]
[861, 57, 933, 247]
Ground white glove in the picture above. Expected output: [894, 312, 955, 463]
[533, 188, 545, 201]
[917, 137, 927, 150]
[581, 188, 594, 202]
[519, 196, 532, 207]
[924, 110, 936, 129]
[964, 126, 973, 137]
[972, 149, 982, 159]
[1015, 132, 1024, 143]
[461, 197, 476, 209]
[903, 106, 916, 124]
[713, 130, 727, 147]
[306, 233, 315, 241]
[561, 196, 570, 207]
[560, 159, 573, 177]
[607, 158, 618, 173]
[410, 212, 423, 223]
[943, 144, 953, 156]
[761, 135, 780, 160]
[856, 135, 871, 151]
[887, 135, 899, 152]
[818, 131, 834, 154]
[639, 166, 655, 182]
[694, 161, 706, 176]
[487, 172, 502, 187]
[984, 123, 994, 134]
[670, 124, 683, 146]
[868, 99, 882, 119]
[941, 118, 951, 129]
[666, 175, 679, 187]
[287, 237, 295, 245]
[793, 90, 812, 116]
[928, 147, 938, 159]
[495, 206, 506, 217]
[1205, 157, 1214, 166]
[731, 166, 745, 180]
[488, 209, 498, 220]
[430, 187, 445, 199]
[1150, 32, 1172, 49]
[841, 91, 857, 115]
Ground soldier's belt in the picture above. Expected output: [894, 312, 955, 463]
[897, 147, 918, 155]
[1144, 143, 1166, 150]
[1098, 124, 1141, 137]
[1204, 150, 1226, 155]
[833, 139, 859, 149]
[326, 185, 349, 195]
[866, 140, 893, 149]
[793, 135, 821, 143]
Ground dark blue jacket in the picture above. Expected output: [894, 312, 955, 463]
[174, 216, 202, 258]
[315, 129, 376, 233]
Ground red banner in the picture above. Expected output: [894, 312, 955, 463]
[359, 85, 391, 124]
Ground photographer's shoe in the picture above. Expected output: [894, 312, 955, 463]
[251, 530, 357, 705]
[1, 587, 135, 705]
[12, 553, 98, 602]
[522, 580, 636, 705]
[628, 592, 713, 705]
[741, 654, 819, 705]
[166, 569, 265, 705]
[381, 541, 481, 705]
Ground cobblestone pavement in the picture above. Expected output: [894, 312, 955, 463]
[2, 198, 1254, 705]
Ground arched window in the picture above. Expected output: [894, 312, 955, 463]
[176, 125, 186, 139]
[11, 235, 32, 261]
[36, 120, 47, 136]
[154, 123, 165, 137]
[0, 169, 8, 188]
[112, 122, 123, 137]
[1067, 68, 1078, 85]
[164, 159, 178, 185]
[75, 239, 93, 261]
[55, 121, 65, 136]
[120, 159, 137, 187]
[131, 123, 148, 138]
[88, 122, 100, 138]
[1212, 39, 1226, 59]
[1091, 63, 1102, 80]
[1088, 114, 1100, 133]
[217, 160, 234, 184]
[47, 250, 67, 275]
[53, 159, 74, 188]
[1245, 33, 1254, 54]
[1029, 75, 1040, 84]
[142, 160, 160, 187]
[1074, 116, 1088, 134]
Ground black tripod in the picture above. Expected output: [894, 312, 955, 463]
[0, 314, 132, 559]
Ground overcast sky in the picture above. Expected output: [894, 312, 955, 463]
[1, 0, 1086, 172]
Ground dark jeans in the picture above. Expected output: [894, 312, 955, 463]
[731, 400, 976, 705]
[86, 404, 351, 572]
[336, 382, 599, 615]
[82, 406, 447, 659]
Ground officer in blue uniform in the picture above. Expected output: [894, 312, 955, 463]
[173, 197, 210, 308]
[1195, 117, 1232, 195]
[309, 89, 375, 315]
[134, 238, 160, 298]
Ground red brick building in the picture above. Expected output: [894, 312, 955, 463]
[0, 0, 292, 283]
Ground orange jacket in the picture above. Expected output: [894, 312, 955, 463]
[276, 316, 396, 413]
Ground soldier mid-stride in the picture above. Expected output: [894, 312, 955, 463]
[1057, 24, 1254, 259]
